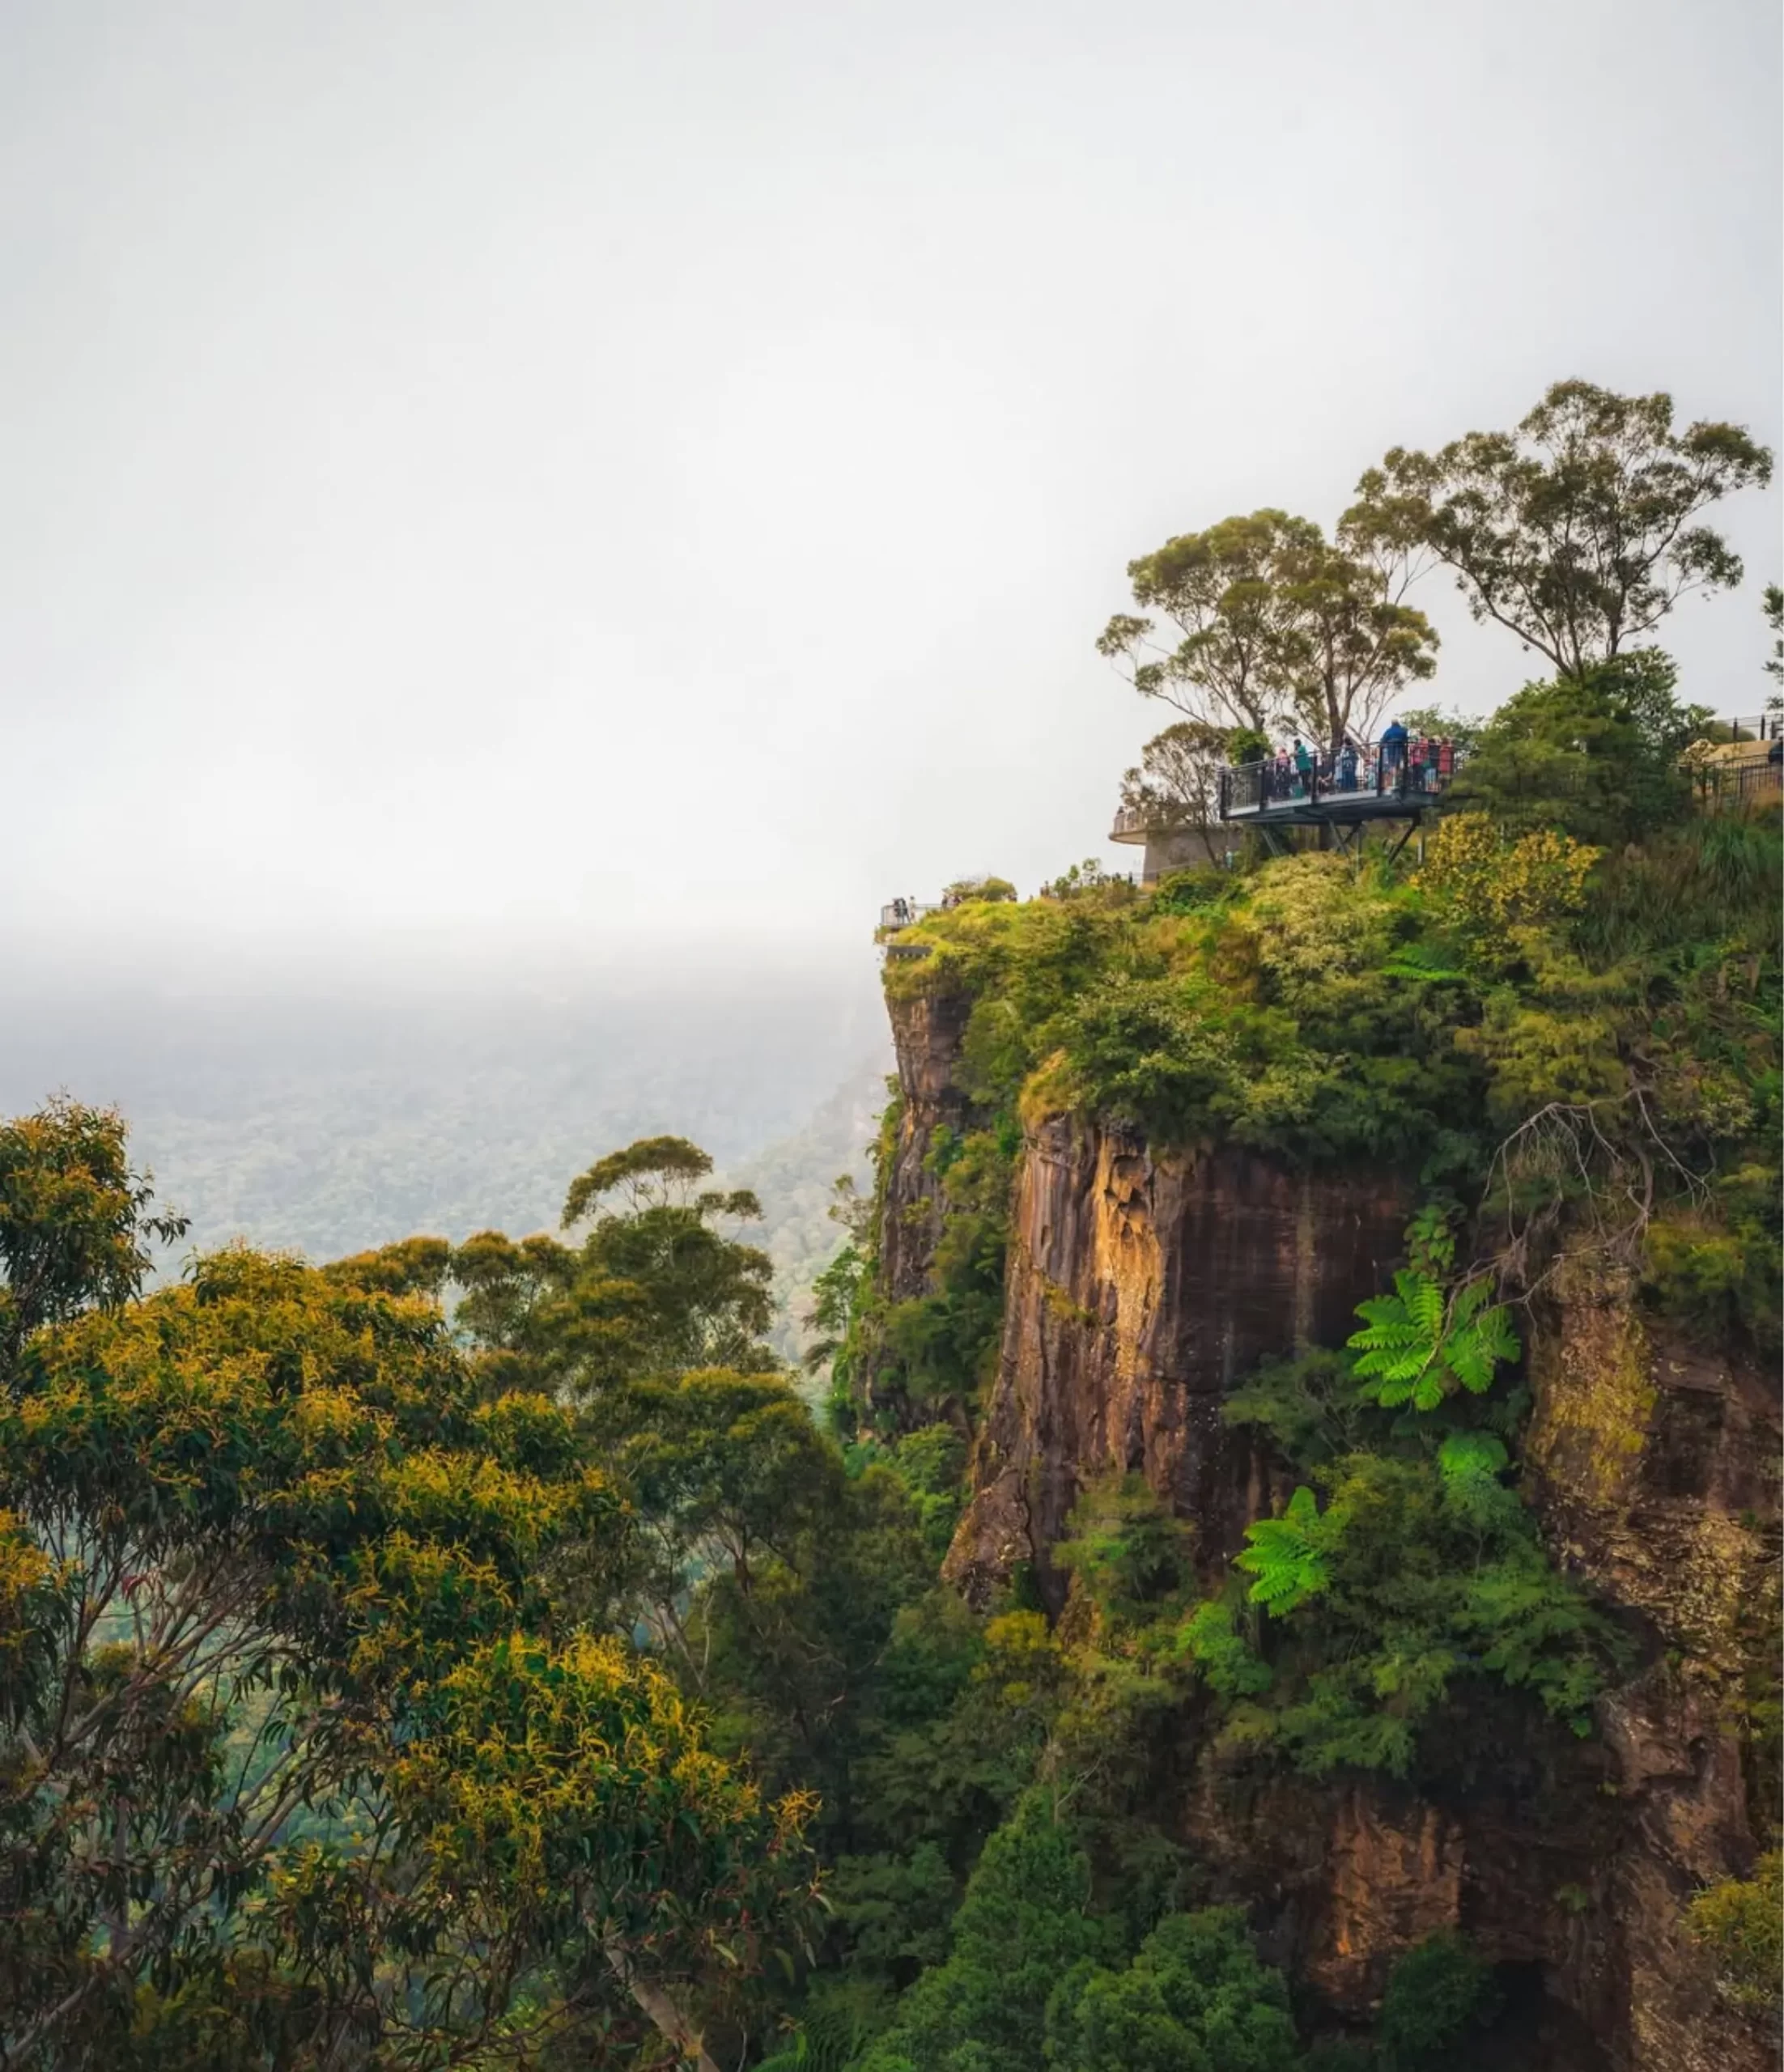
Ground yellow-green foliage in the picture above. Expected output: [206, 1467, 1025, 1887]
[1420, 813, 1599, 941]
[1686, 1852, 1783, 2010]
[393, 1628, 813, 1951]
[0, 1149, 817, 2066]
[890, 856, 1478, 1169]
[886, 799, 1777, 1351]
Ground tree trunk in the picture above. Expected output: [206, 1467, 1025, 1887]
[605, 1947, 720, 2072]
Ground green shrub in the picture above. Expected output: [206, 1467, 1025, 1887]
[856, 1798, 1112, 2072]
[1575, 812, 1782, 964]
[1450, 652, 1696, 846]
[1183, 1449, 1617, 1776]
[1054, 1475, 1196, 1624]
[1377, 1932, 1500, 2069]
[1686, 1852, 1783, 2010]
[1149, 867, 1230, 915]
[1643, 1213, 1782, 1353]
[1046, 1906, 1302, 2072]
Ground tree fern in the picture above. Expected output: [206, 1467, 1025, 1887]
[1179, 1592, 1274, 1695]
[1436, 1430, 1515, 1528]
[1234, 1487, 1344, 1615]
[1381, 942, 1468, 985]
[1348, 1270, 1520, 1411]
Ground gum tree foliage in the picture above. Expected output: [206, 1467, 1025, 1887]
[0, 1099, 188, 1361]
[369, 1141, 1005, 2048]
[1345, 378, 1773, 679]
[1448, 649, 1709, 846]
[1116, 720, 1281, 865]
[350, 1144, 938, 1823]
[1098, 511, 1293, 734]
[1098, 508, 1438, 751]
[1117, 719, 1234, 859]
[0, 1103, 814, 2070]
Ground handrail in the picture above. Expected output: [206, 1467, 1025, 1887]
[1687, 757, 1782, 809]
[877, 900, 936, 930]
[1218, 742, 1468, 820]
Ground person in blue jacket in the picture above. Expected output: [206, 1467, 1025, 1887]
[1381, 716, 1408, 771]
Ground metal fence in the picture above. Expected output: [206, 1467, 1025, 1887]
[877, 900, 936, 930]
[1688, 756, 1783, 811]
[1220, 743, 1467, 819]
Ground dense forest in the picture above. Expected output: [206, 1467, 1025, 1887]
[1, 380, 1778, 2071]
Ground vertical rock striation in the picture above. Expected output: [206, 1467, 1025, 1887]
[876, 981, 1778, 2072]
[1523, 1262, 1778, 2072]
[878, 989, 979, 1304]
[942, 1109, 1408, 1603]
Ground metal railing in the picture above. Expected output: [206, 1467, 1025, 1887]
[1688, 756, 1782, 811]
[1219, 743, 1468, 819]
[1712, 714, 1782, 743]
[877, 900, 936, 931]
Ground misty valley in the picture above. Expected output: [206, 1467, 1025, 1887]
[2, 376, 1779, 2072]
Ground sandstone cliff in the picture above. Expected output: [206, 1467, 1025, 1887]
[879, 990, 978, 1305]
[873, 981, 1779, 2072]
[943, 1110, 1408, 1607]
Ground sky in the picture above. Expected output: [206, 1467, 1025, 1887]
[4, 0, 1780, 962]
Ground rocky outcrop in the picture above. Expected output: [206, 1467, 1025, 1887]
[1523, 1263, 1779, 2072]
[877, 989, 979, 1304]
[943, 1110, 1408, 1603]
[877, 987, 1779, 2071]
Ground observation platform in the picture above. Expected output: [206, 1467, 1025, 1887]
[1219, 745, 1465, 827]
[875, 898, 937, 961]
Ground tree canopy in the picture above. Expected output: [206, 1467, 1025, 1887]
[1344, 377, 1773, 679]
[1098, 509, 1438, 750]
[0, 1109, 815, 2070]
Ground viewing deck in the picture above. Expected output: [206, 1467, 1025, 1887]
[875, 898, 937, 960]
[1220, 745, 1464, 826]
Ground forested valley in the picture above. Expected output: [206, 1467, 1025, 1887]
[2, 380, 1779, 2072]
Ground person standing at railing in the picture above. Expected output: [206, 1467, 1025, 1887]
[1339, 739, 1357, 792]
[1382, 717, 1408, 768]
[1293, 738, 1313, 797]
[1437, 738, 1454, 783]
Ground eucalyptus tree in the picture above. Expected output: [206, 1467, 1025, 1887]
[0, 1103, 815, 2070]
[1344, 378, 1773, 679]
[1098, 509, 1438, 753]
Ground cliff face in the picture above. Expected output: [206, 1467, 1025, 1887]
[878, 990, 978, 1305]
[1523, 1264, 1778, 2072]
[878, 983, 1778, 2072]
[942, 1110, 1408, 1604]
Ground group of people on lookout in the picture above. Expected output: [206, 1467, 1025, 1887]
[1256, 718, 1458, 803]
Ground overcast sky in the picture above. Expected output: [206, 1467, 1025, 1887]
[4, 0, 1779, 963]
